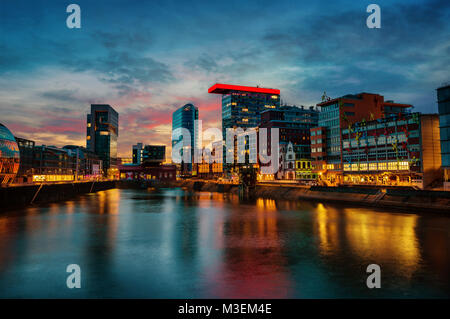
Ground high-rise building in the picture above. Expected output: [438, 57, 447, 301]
[437, 84, 450, 189]
[86, 104, 119, 173]
[208, 83, 280, 175]
[208, 83, 280, 139]
[313, 93, 412, 185]
[172, 103, 199, 173]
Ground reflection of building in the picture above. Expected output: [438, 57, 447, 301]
[0, 123, 20, 185]
[172, 103, 199, 174]
[14, 136, 35, 183]
[437, 84, 450, 189]
[314, 93, 412, 185]
[340, 113, 441, 189]
[86, 104, 119, 174]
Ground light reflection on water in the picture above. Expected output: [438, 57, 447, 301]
[0, 188, 448, 298]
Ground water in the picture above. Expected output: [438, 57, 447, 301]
[0, 188, 448, 298]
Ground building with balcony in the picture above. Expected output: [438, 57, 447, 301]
[315, 92, 412, 185]
[340, 113, 441, 189]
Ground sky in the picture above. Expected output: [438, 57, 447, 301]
[0, 0, 449, 159]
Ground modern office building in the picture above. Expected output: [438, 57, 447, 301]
[437, 84, 450, 189]
[208, 84, 280, 175]
[86, 104, 119, 174]
[172, 103, 199, 174]
[340, 113, 441, 189]
[208, 83, 280, 138]
[0, 123, 20, 185]
[313, 93, 412, 185]
[14, 136, 35, 183]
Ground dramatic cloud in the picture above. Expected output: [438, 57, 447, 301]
[0, 0, 449, 158]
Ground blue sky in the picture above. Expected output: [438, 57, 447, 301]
[0, 0, 449, 157]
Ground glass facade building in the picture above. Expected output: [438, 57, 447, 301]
[0, 123, 20, 185]
[86, 104, 119, 172]
[172, 104, 199, 172]
[437, 85, 450, 168]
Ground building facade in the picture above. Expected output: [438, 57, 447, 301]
[0, 123, 20, 185]
[340, 113, 441, 189]
[259, 105, 319, 180]
[437, 84, 450, 189]
[314, 93, 412, 185]
[86, 104, 119, 174]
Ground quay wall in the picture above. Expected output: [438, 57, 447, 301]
[174, 180, 450, 214]
[0, 181, 116, 211]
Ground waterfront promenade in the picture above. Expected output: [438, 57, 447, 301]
[2, 179, 450, 214]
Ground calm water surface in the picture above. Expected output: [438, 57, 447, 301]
[0, 188, 449, 298]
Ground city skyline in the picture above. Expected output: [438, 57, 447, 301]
[1, 0, 449, 158]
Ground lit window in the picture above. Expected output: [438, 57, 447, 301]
[388, 162, 398, 170]
[398, 161, 409, 170]
[359, 163, 368, 171]
[100, 131, 109, 135]
[369, 163, 377, 170]
[378, 162, 387, 171]
[242, 118, 248, 122]
[351, 163, 358, 171]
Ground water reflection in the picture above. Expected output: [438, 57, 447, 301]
[0, 188, 448, 298]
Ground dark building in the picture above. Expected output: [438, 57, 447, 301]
[437, 84, 450, 189]
[0, 123, 20, 185]
[142, 145, 165, 166]
[14, 136, 35, 183]
[86, 104, 119, 174]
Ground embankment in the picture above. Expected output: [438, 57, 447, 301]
[0, 181, 116, 211]
[175, 180, 450, 214]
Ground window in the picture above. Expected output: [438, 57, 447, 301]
[388, 162, 398, 170]
[369, 163, 377, 170]
[398, 161, 409, 170]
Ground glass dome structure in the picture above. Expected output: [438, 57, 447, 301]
[0, 123, 20, 185]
